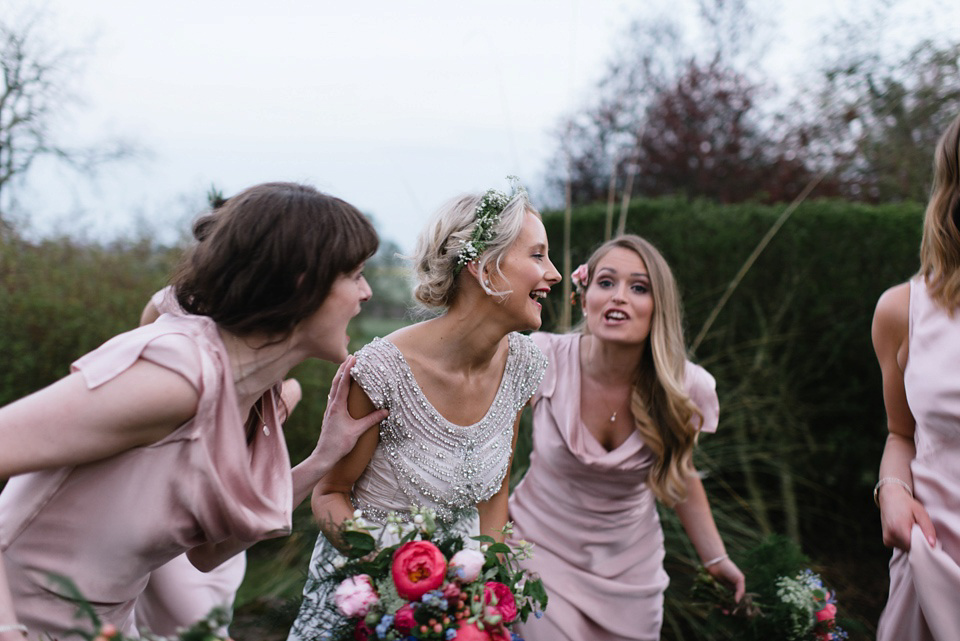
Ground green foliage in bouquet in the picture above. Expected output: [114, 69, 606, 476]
[691, 535, 848, 641]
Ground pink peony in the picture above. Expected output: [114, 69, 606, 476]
[484, 581, 518, 623]
[450, 548, 486, 582]
[394, 604, 416, 634]
[816, 603, 837, 623]
[392, 540, 447, 600]
[333, 574, 379, 618]
[571, 263, 590, 288]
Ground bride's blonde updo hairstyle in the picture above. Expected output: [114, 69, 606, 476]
[412, 186, 535, 309]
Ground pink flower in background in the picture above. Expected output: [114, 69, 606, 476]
[571, 263, 590, 288]
[333, 574, 379, 617]
[450, 548, 485, 582]
[484, 581, 518, 623]
[816, 602, 837, 622]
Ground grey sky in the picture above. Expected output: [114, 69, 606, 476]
[10, 0, 957, 251]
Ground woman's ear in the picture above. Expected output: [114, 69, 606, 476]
[466, 261, 491, 292]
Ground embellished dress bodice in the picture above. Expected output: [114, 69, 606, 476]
[287, 332, 547, 640]
[348, 333, 545, 524]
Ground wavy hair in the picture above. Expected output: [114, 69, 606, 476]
[921, 112, 960, 311]
[580, 235, 703, 506]
[173, 182, 378, 337]
[411, 190, 535, 308]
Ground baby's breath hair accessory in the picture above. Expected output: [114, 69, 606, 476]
[453, 176, 527, 275]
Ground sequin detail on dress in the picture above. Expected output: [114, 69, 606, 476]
[287, 332, 547, 640]
[348, 332, 546, 523]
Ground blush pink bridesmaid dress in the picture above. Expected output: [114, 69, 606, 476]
[877, 277, 960, 641]
[509, 332, 719, 641]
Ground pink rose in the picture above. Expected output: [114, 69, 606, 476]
[394, 603, 416, 634]
[816, 602, 837, 622]
[571, 263, 590, 288]
[450, 548, 486, 582]
[333, 574, 379, 618]
[442, 581, 462, 600]
[392, 540, 447, 600]
[484, 581, 518, 623]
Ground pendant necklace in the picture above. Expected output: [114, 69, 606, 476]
[233, 334, 270, 437]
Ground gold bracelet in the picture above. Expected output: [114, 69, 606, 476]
[873, 477, 913, 508]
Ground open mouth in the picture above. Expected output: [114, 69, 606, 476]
[604, 309, 628, 321]
[529, 289, 548, 304]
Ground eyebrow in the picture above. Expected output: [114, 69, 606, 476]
[596, 267, 649, 278]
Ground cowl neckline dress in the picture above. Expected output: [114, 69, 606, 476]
[509, 332, 719, 641]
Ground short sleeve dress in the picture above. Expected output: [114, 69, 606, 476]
[287, 332, 547, 640]
[134, 286, 249, 636]
[508, 332, 719, 641]
[876, 277, 960, 641]
[0, 314, 291, 639]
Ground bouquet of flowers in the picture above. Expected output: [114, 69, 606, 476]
[691, 535, 848, 641]
[318, 507, 547, 641]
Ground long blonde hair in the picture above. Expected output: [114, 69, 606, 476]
[581, 235, 703, 506]
[920, 112, 960, 311]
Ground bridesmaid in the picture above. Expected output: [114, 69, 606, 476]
[0, 183, 387, 639]
[509, 234, 744, 641]
[874, 112, 960, 640]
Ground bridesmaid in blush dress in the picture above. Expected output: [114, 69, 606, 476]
[874, 112, 960, 641]
[509, 235, 744, 641]
[0, 183, 386, 639]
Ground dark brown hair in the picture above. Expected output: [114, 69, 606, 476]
[173, 182, 378, 336]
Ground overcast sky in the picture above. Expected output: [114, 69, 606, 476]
[7, 0, 957, 251]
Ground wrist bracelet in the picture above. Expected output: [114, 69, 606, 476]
[0, 624, 27, 636]
[703, 553, 729, 568]
[873, 477, 913, 508]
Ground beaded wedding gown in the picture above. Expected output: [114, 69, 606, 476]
[287, 333, 546, 639]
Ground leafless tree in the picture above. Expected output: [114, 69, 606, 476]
[0, 7, 135, 230]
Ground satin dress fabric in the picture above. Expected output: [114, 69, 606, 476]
[509, 332, 719, 641]
[877, 277, 960, 641]
[133, 287, 248, 635]
[0, 314, 291, 639]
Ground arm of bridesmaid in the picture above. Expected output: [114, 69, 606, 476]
[872, 283, 936, 551]
[674, 470, 746, 602]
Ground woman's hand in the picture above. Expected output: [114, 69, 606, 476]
[313, 356, 388, 466]
[707, 557, 746, 603]
[879, 485, 937, 551]
[290, 356, 387, 507]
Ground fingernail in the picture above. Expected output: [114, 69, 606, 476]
[929, 536, 936, 547]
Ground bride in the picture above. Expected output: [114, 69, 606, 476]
[288, 181, 561, 637]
